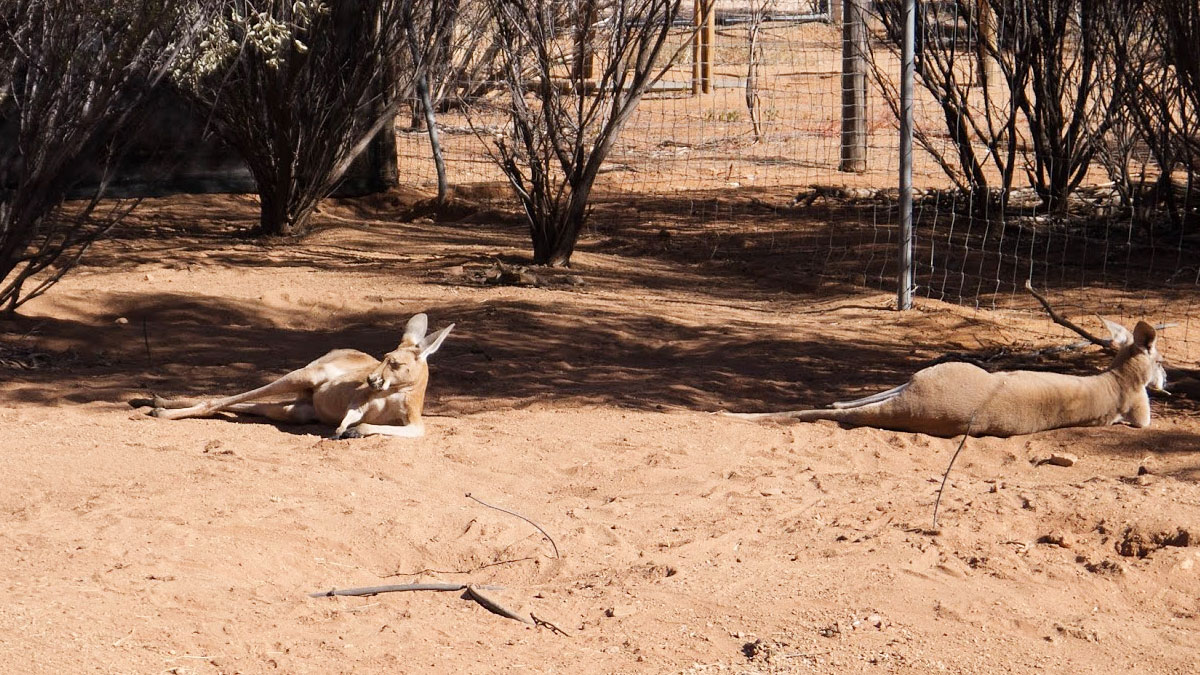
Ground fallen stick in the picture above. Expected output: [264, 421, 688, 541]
[466, 492, 560, 559]
[308, 582, 501, 598]
[311, 582, 569, 634]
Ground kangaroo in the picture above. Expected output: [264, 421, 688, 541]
[726, 319, 1166, 438]
[136, 313, 454, 439]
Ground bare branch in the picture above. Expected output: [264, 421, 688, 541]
[1024, 281, 1114, 353]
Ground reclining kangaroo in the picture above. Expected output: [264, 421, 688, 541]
[727, 319, 1165, 438]
[136, 313, 453, 439]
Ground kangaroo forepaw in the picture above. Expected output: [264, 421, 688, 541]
[335, 428, 364, 440]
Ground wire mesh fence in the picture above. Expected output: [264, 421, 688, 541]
[394, 0, 1200, 366]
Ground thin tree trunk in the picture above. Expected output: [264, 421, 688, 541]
[416, 75, 448, 204]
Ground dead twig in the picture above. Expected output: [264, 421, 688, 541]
[1025, 281, 1177, 359]
[466, 492, 560, 559]
[932, 414, 977, 530]
[531, 613, 572, 637]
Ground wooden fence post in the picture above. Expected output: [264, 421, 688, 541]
[692, 0, 715, 94]
[840, 0, 868, 172]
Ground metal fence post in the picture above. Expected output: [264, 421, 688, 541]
[897, 0, 915, 310]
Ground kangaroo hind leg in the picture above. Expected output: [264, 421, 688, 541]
[130, 394, 200, 409]
[222, 401, 318, 424]
[151, 370, 317, 420]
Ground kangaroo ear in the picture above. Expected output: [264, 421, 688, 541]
[402, 313, 429, 346]
[1100, 317, 1133, 347]
[1132, 320, 1157, 351]
[418, 324, 454, 361]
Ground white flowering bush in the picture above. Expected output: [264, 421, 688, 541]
[171, 1, 329, 90]
[172, 1, 415, 236]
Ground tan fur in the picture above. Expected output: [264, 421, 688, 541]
[140, 314, 454, 439]
[727, 320, 1165, 438]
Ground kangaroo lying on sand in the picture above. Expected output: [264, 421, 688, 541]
[136, 314, 453, 439]
[727, 319, 1165, 437]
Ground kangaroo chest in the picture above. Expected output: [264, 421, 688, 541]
[311, 380, 410, 426]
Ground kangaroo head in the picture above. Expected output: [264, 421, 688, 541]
[366, 313, 455, 392]
[1102, 318, 1166, 390]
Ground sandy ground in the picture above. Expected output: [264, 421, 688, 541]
[2, 192, 1200, 674]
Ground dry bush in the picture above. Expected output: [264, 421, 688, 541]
[0, 0, 212, 315]
[474, 0, 690, 266]
[173, 1, 419, 236]
[870, 1, 1131, 214]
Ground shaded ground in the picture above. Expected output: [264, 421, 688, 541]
[2, 191, 1200, 674]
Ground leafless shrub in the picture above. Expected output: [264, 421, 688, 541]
[1097, 0, 1199, 229]
[0, 0, 211, 316]
[869, 1, 1027, 211]
[870, 1, 1132, 214]
[475, 0, 690, 266]
[1005, 1, 1129, 212]
[173, 1, 419, 236]
[1158, 0, 1200, 160]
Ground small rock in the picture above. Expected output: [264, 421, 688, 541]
[143, 273, 153, 282]
[867, 613, 883, 628]
[114, 317, 129, 325]
[565, 275, 586, 286]
[444, 265, 465, 278]
[1039, 453, 1078, 467]
[1037, 532, 1073, 548]
[604, 604, 636, 618]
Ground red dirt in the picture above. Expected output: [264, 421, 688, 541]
[2, 192, 1199, 674]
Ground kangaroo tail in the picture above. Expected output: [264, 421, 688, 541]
[722, 408, 858, 423]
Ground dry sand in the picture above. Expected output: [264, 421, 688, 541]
[2, 192, 1198, 674]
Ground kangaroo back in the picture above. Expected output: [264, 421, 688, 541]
[726, 319, 1165, 438]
